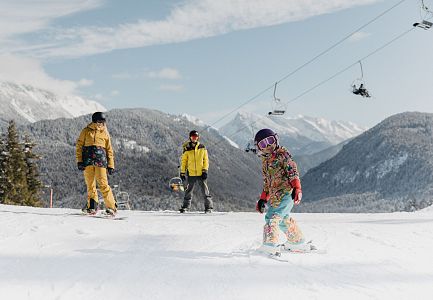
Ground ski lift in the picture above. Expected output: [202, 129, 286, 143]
[244, 141, 257, 153]
[112, 184, 131, 210]
[414, 0, 433, 29]
[351, 61, 371, 98]
[169, 177, 184, 192]
[268, 82, 287, 116]
[414, 20, 433, 29]
[244, 124, 257, 153]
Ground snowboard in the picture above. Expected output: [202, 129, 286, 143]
[70, 211, 127, 220]
[258, 240, 325, 262]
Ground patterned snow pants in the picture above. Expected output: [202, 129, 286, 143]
[263, 193, 304, 247]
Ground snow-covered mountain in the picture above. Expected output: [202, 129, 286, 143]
[220, 111, 367, 154]
[2, 204, 433, 300]
[300, 112, 433, 212]
[0, 81, 105, 125]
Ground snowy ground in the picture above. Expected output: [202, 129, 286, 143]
[1, 204, 433, 300]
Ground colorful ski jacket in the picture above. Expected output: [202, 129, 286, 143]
[180, 141, 209, 177]
[76, 123, 114, 168]
[261, 146, 300, 207]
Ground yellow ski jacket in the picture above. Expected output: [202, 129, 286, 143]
[180, 141, 209, 176]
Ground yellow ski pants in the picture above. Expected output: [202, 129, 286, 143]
[83, 166, 116, 210]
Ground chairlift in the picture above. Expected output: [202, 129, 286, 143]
[169, 177, 184, 192]
[244, 125, 257, 154]
[414, 0, 433, 29]
[268, 82, 287, 116]
[351, 61, 371, 98]
[244, 141, 257, 153]
[112, 183, 131, 210]
[413, 20, 433, 29]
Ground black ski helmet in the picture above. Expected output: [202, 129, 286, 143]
[254, 128, 278, 146]
[92, 112, 106, 123]
[189, 130, 199, 137]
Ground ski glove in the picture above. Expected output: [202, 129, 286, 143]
[107, 167, 115, 175]
[256, 191, 270, 213]
[201, 171, 208, 180]
[290, 178, 302, 205]
[256, 199, 267, 213]
[77, 162, 85, 171]
[180, 173, 186, 181]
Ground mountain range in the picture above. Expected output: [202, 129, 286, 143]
[219, 111, 366, 155]
[297, 112, 433, 212]
[0, 81, 105, 126]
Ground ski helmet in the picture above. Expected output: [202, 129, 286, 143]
[92, 112, 106, 123]
[189, 130, 199, 137]
[254, 128, 277, 145]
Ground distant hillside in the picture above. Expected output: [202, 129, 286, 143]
[220, 111, 366, 155]
[295, 139, 350, 175]
[298, 112, 433, 212]
[20, 108, 262, 211]
[0, 81, 105, 125]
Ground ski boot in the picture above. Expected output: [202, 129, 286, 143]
[282, 240, 315, 253]
[204, 207, 213, 214]
[105, 208, 117, 216]
[81, 199, 98, 215]
[179, 206, 189, 213]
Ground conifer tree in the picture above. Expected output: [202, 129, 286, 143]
[0, 134, 7, 204]
[2, 120, 28, 205]
[23, 134, 43, 207]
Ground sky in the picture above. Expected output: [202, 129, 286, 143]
[1, 0, 432, 128]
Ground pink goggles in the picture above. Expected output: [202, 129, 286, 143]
[257, 136, 276, 149]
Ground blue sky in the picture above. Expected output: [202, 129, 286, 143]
[1, 0, 432, 128]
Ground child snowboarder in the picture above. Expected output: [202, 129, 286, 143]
[254, 128, 312, 255]
[76, 112, 117, 216]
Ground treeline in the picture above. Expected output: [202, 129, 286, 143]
[0, 120, 43, 207]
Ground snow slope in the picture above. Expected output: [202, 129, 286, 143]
[1, 204, 433, 300]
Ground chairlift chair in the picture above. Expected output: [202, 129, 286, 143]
[169, 177, 184, 192]
[112, 184, 132, 210]
[414, 1, 433, 29]
[413, 20, 433, 29]
[351, 61, 371, 98]
[268, 82, 287, 116]
[245, 141, 257, 153]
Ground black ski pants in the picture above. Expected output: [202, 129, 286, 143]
[182, 176, 213, 209]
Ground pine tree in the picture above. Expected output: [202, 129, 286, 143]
[23, 134, 43, 207]
[2, 120, 28, 205]
[0, 134, 7, 203]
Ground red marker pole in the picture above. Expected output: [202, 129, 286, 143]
[50, 188, 53, 208]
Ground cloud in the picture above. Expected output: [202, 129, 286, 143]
[145, 68, 181, 80]
[159, 84, 184, 92]
[112, 68, 182, 80]
[77, 78, 94, 87]
[111, 72, 133, 79]
[0, 0, 102, 42]
[12, 0, 378, 58]
[349, 31, 371, 42]
[0, 54, 90, 96]
[110, 90, 120, 96]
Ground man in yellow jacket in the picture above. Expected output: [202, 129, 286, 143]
[179, 130, 213, 213]
[76, 112, 117, 215]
